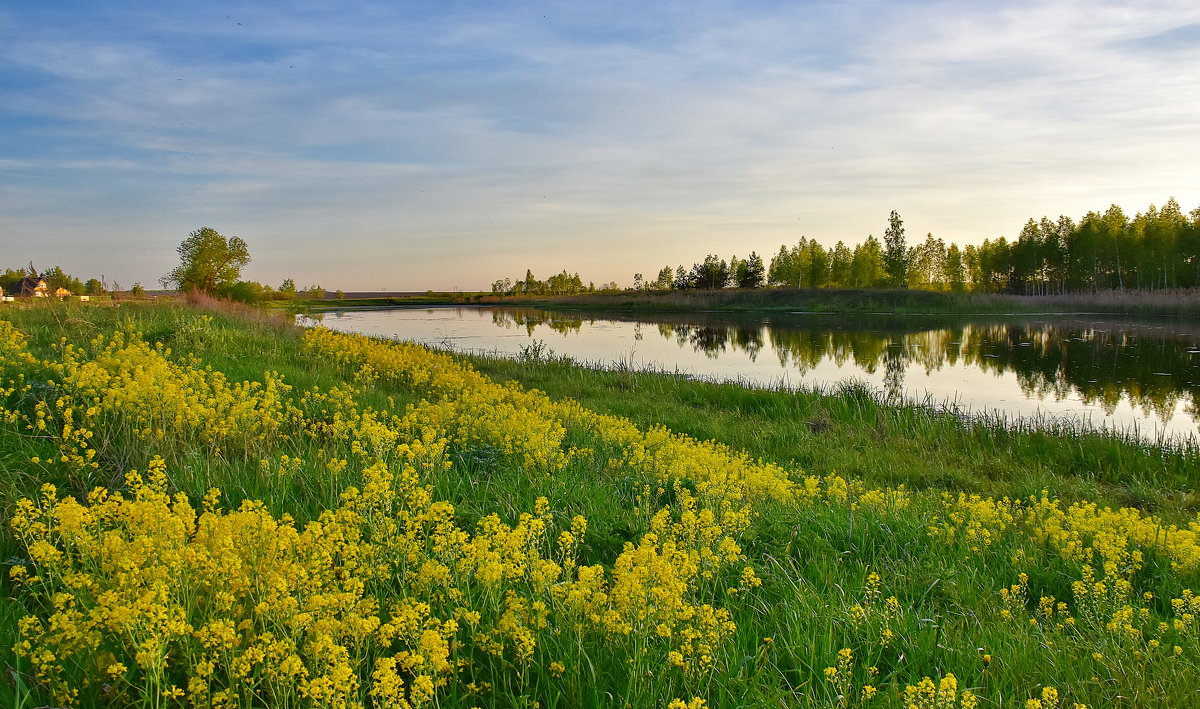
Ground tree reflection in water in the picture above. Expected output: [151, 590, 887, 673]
[489, 308, 1200, 424]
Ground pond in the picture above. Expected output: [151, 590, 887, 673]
[302, 306, 1200, 444]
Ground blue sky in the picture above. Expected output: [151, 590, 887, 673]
[3, 0, 1199, 290]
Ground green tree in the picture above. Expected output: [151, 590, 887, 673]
[829, 241, 852, 287]
[883, 210, 908, 288]
[807, 241, 830, 288]
[162, 227, 250, 293]
[851, 236, 887, 288]
[674, 265, 691, 289]
[945, 243, 966, 293]
[691, 255, 730, 290]
[1012, 219, 1041, 294]
[909, 233, 946, 290]
[277, 278, 297, 300]
[767, 244, 796, 286]
[219, 280, 267, 304]
[84, 278, 105, 296]
[739, 252, 765, 289]
[653, 266, 674, 290]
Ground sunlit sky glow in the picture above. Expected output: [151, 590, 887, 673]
[3, 1, 1199, 290]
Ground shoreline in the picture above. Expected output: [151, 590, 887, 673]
[288, 286, 1200, 317]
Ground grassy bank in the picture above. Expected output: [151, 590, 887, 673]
[499, 287, 1200, 317]
[287, 292, 491, 310]
[2, 300, 1199, 708]
[463, 352, 1200, 522]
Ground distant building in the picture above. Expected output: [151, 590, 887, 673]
[14, 277, 48, 297]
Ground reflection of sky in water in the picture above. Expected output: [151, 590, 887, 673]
[303, 307, 1200, 444]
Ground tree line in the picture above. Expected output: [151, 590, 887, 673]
[0, 264, 144, 297]
[629, 197, 1200, 294]
[491, 269, 620, 296]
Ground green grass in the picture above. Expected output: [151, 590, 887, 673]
[2, 300, 1199, 708]
[463, 351, 1200, 523]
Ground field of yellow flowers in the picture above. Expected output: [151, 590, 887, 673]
[1, 302, 1198, 708]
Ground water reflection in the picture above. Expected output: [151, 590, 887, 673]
[483, 309, 1200, 422]
[306, 306, 1200, 440]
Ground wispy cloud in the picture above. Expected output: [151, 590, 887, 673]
[2, 0, 1199, 288]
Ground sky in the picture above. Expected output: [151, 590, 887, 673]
[2, 0, 1199, 291]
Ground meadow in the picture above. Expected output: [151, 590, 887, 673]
[2, 300, 1199, 708]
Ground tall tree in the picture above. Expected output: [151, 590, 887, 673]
[829, 241, 852, 288]
[851, 236, 887, 288]
[654, 266, 674, 290]
[768, 244, 797, 287]
[1012, 219, 1041, 294]
[945, 243, 966, 292]
[883, 210, 908, 288]
[162, 227, 251, 294]
[691, 255, 730, 290]
[739, 251, 765, 289]
[909, 233, 946, 290]
[807, 241, 830, 288]
[674, 265, 691, 289]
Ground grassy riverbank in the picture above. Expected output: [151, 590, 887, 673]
[3, 300, 1199, 708]
[464, 352, 1200, 522]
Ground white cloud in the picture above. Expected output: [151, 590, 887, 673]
[2, 0, 1199, 288]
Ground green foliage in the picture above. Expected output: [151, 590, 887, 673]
[217, 279, 267, 304]
[654, 266, 675, 290]
[507, 269, 591, 296]
[883, 210, 908, 288]
[737, 252, 766, 289]
[0, 267, 26, 294]
[690, 254, 730, 290]
[161, 227, 251, 294]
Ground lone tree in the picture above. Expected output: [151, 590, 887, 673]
[883, 210, 909, 288]
[162, 227, 250, 293]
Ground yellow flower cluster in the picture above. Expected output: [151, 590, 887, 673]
[930, 490, 1200, 575]
[6, 318, 1197, 707]
[900, 674, 978, 709]
[9, 325, 766, 706]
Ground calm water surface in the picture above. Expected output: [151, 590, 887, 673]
[303, 306, 1200, 443]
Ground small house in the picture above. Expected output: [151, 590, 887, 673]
[14, 277, 48, 297]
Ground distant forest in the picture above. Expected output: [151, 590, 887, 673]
[496, 197, 1200, 296]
